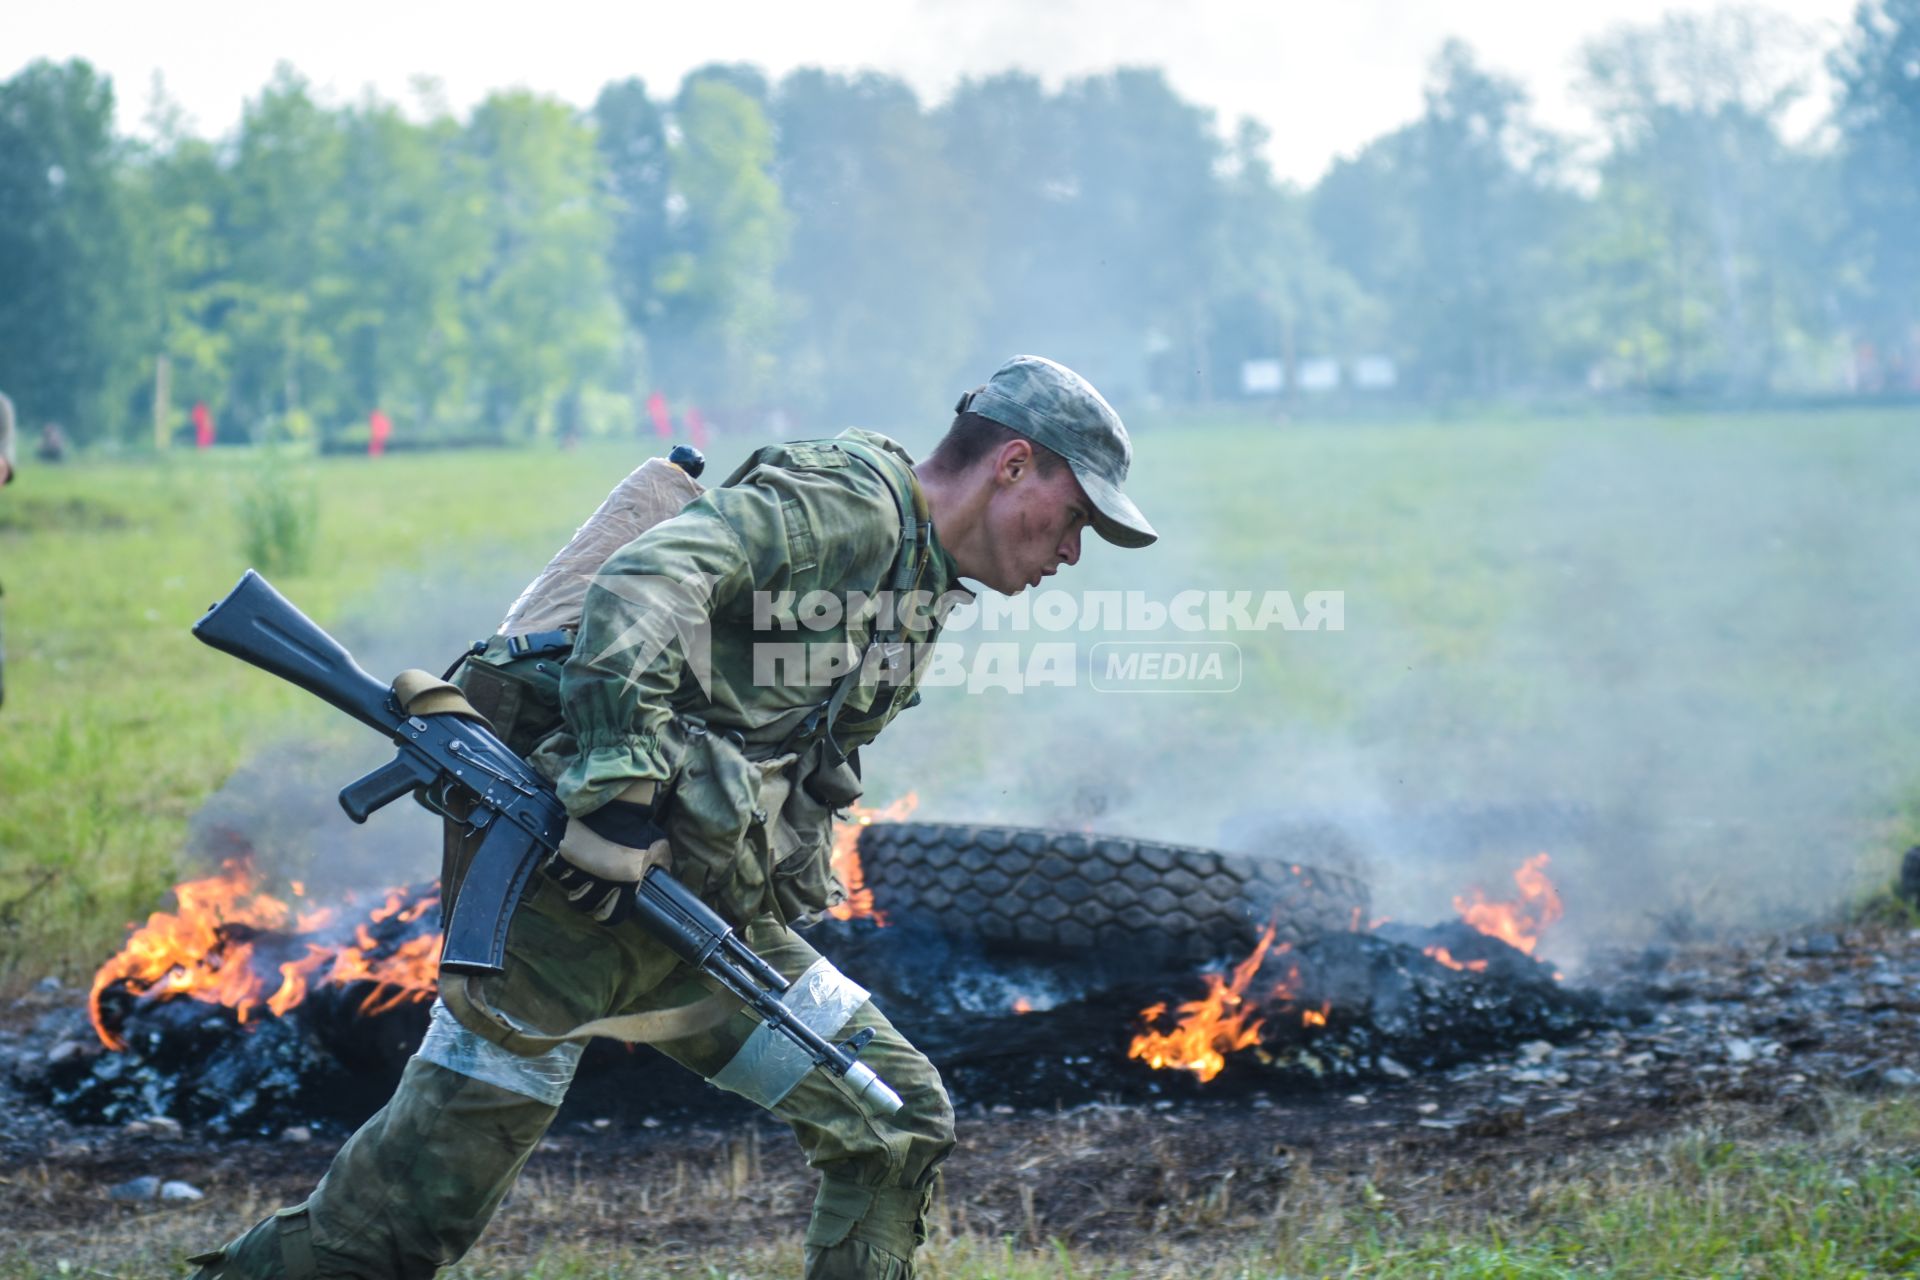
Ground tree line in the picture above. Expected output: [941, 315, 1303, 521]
[2, 2, 1917, 449]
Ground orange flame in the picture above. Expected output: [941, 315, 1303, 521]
[89, 859, 441, 1050]
[1454, 853, 1561, 954]
[1127, 926, 1281, 1083]
[828, 792, 919, 922]
[1424, 946, 1489, 973]
[1424, 852, 1562, 969]
[1012, 996, 1034, 1014]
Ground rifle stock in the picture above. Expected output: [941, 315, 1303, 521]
[193, 569, 397, 733]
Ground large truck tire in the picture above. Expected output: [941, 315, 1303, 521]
[855, 822, 1369, 963]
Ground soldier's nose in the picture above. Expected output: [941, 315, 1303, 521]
[1060, 528, 1082, 567]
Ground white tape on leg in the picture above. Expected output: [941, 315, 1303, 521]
[708, 958, 869, 1110]
[416, 998, 583, 1106]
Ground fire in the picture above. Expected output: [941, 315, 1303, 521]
[828, 792, 919, 922]
[1424, 852, 1562, 970]
[89, 859, 441, 1051]
[1012, 996, 1034, 1014]
[1127, 925, 1281, 1083]
[1425, 947, 1489, 973]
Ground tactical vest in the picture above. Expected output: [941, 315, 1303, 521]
[449, 437, 932, 926]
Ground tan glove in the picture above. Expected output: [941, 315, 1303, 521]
[546, 780, 670, 923]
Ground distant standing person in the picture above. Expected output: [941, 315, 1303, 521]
[36, 421, 68, 463]
[0, 391, 14, 709]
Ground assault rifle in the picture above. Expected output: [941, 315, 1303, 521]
[192, 569, 902, 1115]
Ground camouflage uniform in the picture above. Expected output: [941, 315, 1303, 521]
[190, 357, 1156, 1280]
[190, 432, 969, 1280]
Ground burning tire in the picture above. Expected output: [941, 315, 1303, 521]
[855, 822, 1368, 963]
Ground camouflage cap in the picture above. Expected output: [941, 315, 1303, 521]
[961, 355, 1157, 549]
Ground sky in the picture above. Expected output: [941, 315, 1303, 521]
[6, 0, 1859, 183]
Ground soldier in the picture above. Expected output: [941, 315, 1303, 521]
[0, 390, 14, 709]
[187, 355, 1156, 1280]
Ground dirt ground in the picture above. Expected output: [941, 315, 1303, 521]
[6, 922, 1920, 1269]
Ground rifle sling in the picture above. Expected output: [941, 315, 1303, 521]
[441, 971, 738, 1052]
[393, 668, 490, 724]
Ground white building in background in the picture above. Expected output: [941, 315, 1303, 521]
[1240, 359, 1283, 395]
[1237, 355, 1399, 397]
[1352, 355, 1397, 390]
[1296, 358, 1341, 392]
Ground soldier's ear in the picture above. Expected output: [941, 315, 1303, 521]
[995, 438, 1033, 485]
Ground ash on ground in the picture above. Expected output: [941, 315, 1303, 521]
[19, 915, 1607, 1138]
[9, 924, 1920, 1258]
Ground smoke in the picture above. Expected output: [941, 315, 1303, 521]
[870, 414, 1920, 959]
[181, 417, 1919, 962]
[181, 558, 540, 896]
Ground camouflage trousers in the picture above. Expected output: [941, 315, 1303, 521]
[186, 877, 955, 1279]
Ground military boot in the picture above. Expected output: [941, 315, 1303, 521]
[184, 1204, 311, 1279]
[802, 1176, 934, 1279]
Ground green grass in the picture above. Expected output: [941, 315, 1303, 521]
[0, 443, 638, 986]
[7, 1094, 1920, 1277]
[5, 408, 1920, 985]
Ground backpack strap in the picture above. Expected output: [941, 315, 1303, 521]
[774, 440, 929, 765]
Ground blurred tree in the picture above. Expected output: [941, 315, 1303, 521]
[654, 78, 789, 411]
[1832, 0, 1920, 388]
[1310, 125, 1421, 314]
[1057, 69, 1223, 401]
[938, 69, 1222, 404]
[1576, 9, 1836, 395]
[0, 60, 145, 443]
[1311, 44, 1573, 398]
[221, 65, 351, 441]
[772, 69, 982, 427]
[1409, 43, 1576, 397]
[127, 83, 232, 440]
[461, 90, 623, 440]
[1210, 120, 1373, 403]
[935, 73, 1078, 384]
[677, 63, 772, 110]
[334, 97, 490, 439]
[592, 78, 670, 342]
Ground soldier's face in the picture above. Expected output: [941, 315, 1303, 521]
[977, 451, 1091, 595]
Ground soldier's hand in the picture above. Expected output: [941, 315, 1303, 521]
[547, 796, 670, 924]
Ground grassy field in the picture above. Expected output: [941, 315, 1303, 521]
[4, 408, 1919, 985]
[4, 409, 1920, 1278]
[8, 1092, 1920, 1277]
[0, 445, 624, 987]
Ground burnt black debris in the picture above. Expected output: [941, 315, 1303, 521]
[46, 984, 430, 1137]
[20, 902, 1611, 1136]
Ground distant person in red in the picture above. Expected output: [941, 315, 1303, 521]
[193, 401, 214, 450]
[369, 409, 393, 458]
[646, 389, 672, 440]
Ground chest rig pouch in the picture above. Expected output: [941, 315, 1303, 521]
[447, 440, 927, 931]
[654, 438, 930, 929]
[448, 631, 572, 758]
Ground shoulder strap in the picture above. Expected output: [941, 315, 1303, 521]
[834, 439, 930, 613]
[775, 440, 930, 764]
